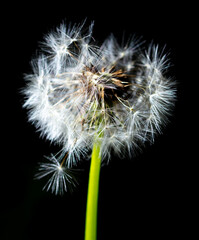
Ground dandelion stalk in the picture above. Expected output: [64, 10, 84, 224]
[85, 138, 101, 240]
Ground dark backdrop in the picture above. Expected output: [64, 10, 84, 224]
[1, 1, 193, 239]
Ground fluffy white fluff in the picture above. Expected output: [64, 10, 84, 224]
[23, 21, 176, 194]
[35, 153, 78, 195]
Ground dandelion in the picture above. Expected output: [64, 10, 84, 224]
[23, 21, 176, 240]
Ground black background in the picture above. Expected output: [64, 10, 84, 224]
[0, 1, 194, 239]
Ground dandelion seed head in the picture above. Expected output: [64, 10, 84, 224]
[23, 21, 176, 194]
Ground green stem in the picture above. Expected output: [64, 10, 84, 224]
[85, 139, 101, 240]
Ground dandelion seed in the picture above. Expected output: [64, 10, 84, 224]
[23, 21, 176, 195]
[35, 153, 78, 195]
